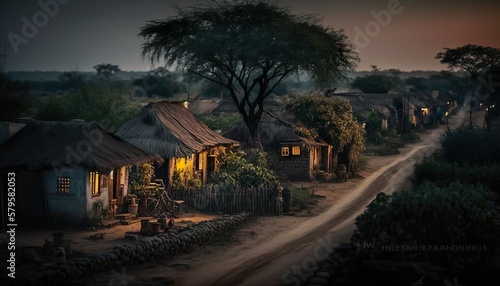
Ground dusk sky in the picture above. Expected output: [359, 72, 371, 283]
[1, 0, 499, 72]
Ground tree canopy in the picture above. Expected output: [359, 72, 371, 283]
[285, 92, 365, 173]
[139, 0, 358, 146]
[436, 44, 500, 124]
[34, 84, 140, 131]
[94, 63, 121, 81]
[351, 74, 403, 93]
[435, 44, 500, 79]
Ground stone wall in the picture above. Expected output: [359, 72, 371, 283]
[17, 212, 253, 286]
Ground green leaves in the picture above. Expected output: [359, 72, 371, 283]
[435, 44, 500, 77]
[209, 148, 278, 188]
[139, 1, 359, 145]
[351, 182, 500, 268]
[285, 91, 365, 159]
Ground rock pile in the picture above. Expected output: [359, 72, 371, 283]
[17, 212, 253, 286]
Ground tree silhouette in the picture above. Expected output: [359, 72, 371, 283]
[436, 44, 500, 125]
[93, 63, 121, 81]
[139, 0, 358, 147]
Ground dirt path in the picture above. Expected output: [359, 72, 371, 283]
[81, 109, 478, 286]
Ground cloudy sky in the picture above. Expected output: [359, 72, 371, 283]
[1, 0, 499, 72]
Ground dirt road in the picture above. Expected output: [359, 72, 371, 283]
[178, 110, 474, 286]
[184, 139, 436, 286]
[82, 109, 477, 286]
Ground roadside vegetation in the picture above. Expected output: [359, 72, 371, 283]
[363, 109, 421, 156]
[209, 148, 278, 189]
[352, 126, 500, 282]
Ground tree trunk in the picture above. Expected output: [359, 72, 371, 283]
[245, 118, 263, 150]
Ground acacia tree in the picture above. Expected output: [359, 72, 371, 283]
[93, 63, 121, 81]
[436, 44, 500, 125]
[139, 0, 358, 147]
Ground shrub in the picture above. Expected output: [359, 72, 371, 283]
[287, 186, 312, 210]
[437, 126, 500, 165]
[412, 158, 500, 193]
[209, 149, 278, 188]
[351, 182, 500, 269]
[197, 112, 243, 132]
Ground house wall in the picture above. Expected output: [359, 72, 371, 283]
[171, 155, 195, 186]
[86, 172, 109, 220]
[266, 146, 314, 181]
[166, 147, 228, 186]
[43, 167, 110, 223]
[43, 167, 87, 221]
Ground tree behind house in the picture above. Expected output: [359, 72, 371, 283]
[139, 0, 358, 147]
[285, 92, 365, 174]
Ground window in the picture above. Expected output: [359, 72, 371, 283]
[90, 172, 100, 196]
[292, 146, 301, 156]
[281, 146, 290, 156]
[197, 153, 204, 171]
[57, 177, 70, 194]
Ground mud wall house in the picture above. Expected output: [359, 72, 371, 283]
[224, 114, 333, 181]
[116, 101, 239, 187]
[408, 91, 448, 128]
[360, 93, 400, 131]
[0, 120, 163, 227]
[331, 92, 389, 130]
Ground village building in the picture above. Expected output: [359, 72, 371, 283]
[116, 101, 239, 187]
[0, 120, 162, 227]
[224, 112, 334, 182]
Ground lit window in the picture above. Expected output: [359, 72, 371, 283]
[281, 147, 290, 156]
[57, 177, 70, 194]
[197, 153, 204, 170]
[90, 172, 100, 196]
[292, 146, 301, 155]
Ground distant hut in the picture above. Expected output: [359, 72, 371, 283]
[224, 113, 333, 181]
[0, 120, 162, 226]
[116, 101, 239, 186]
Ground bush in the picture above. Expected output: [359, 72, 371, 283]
[197, 112, 242, 132]
[437, 126, 500, 165]
[287, 186, 312, 210]
[209, 149, 278, 188]
[412, 158, 500, 193]
[365, 128, 405, 155]
[351, 182, 500, 269]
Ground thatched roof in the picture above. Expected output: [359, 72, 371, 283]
[0, 120, 163, 172]
[116, 101, 239, 158]
[188, 99, 221, 116]
[224, 113, 328, 148]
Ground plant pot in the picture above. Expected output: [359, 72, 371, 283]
[140, 219, 152, 235]
[150, 222, 161, 233]
[128, 203, 138, 216]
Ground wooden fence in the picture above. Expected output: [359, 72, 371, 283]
[169, 184, 283, 216]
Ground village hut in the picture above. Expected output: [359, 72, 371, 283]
[224, 113, 333, 181]
[330, 92, 391, 130]
[116, 101, 239, 186]
[0, 120, 163, 226]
